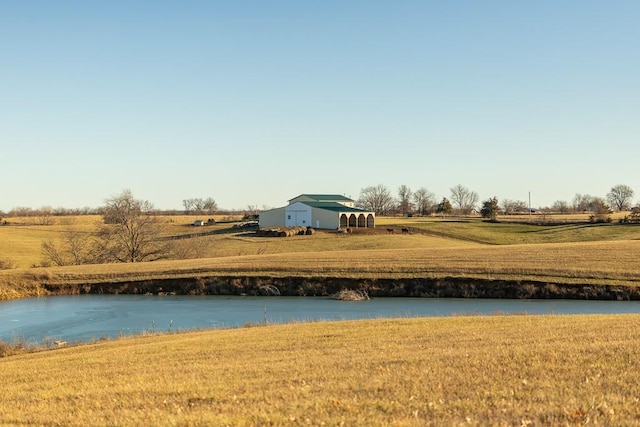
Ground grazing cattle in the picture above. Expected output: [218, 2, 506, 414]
[401, 228, 409, 234]
[387, 228, 394, 234]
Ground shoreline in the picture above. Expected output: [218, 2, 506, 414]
[37, 276, 640, 300]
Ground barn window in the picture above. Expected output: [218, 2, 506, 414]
[287, 215, 291, 220]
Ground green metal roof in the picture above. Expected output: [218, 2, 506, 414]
[289, 194, 354, 202]
[300, 201, 372, 213]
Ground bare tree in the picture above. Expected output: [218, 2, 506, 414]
[41, 241, 66, 266]
[449, 184, 479, 215]
[203, 197, 218, 214]
[10, 207, 33, 217]
[184, 197, 217, 215]
[97, 189, 168, 263]
[53, 206, 69, 216]
[357, 184, 394, 215]
[41, 220, 95, 266]
[36, 206, 55, 226]
[551, 200, 570, 213]
[397, 185, 413, 216]
[245, 204, 258, 217]
[182, 199, 194, 214]
[501, 199, 527, 215]
[65, 227, 94, 265]
[192, 198, 205, 214]
[572, 193, 592, 212]
[80, 206, 98, 215]
[413, 187, 436, 216]
[607, 184, 634, 211]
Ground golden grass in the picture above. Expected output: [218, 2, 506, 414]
[0, 226, 67, 268]
[379, 211, 630, 224]
[0, 216, 101, 269]
[2, 239, 640, 300]
[1, 315, 639, 425]
[218, 230, 479, 256]
[3, 214, 640, 269]
[155, 214, 243, 236]
[379, 216, 640, 245]
[0, 215, 240, 268]
[3, 214, 640, 300]
[0, 218, 480, 269]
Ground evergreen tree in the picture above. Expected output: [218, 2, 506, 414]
[436, 198, 453, 216]
[480, 197, 500, 221]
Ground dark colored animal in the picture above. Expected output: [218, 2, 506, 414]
[387, 228, 394, 234]
[401, 228, 409, 234]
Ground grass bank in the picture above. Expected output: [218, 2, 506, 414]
[2, 239, 640, 300]
[1, 315, 639, 425]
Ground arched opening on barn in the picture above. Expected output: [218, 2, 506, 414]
[357, 214, 366, 227]
[348, 214, 357, 227]
[366, 214, 375, 228]
[340, 214, 348, 228]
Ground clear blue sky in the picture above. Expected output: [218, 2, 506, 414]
[1, 1, 638, 212]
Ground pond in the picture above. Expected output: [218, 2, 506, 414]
[1, 295, 640, 344]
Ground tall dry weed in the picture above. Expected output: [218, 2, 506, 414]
[0, 258, 15, 270]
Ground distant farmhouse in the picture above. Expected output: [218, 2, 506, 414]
[259, 194, 375, 230]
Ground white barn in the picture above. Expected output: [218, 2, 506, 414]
[259, 194, 375, 230]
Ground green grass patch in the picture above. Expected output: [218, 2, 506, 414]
[379, 216, 640, 245]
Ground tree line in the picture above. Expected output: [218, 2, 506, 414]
[356, 183, 637, 219]
[6, 184, 639, 268]
[1, 196, 227, 225]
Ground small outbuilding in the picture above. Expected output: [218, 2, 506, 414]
[259, 194, 375, 230]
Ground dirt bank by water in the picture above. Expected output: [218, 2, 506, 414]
[41, 276, 640, 300]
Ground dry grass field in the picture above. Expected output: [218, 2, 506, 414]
[2, 214, 640, 300]
[0, 215, 241, 268]
[2, 213, 640, 268]
[2, 315, 640, 425]
[2, 215, 640, 424]
[2, 239, 640, 300]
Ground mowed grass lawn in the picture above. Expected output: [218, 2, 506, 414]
[2, 315, 640, 425]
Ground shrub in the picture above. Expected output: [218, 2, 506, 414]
[0, 258, 15, 270]
[0, 338, 28, 357]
